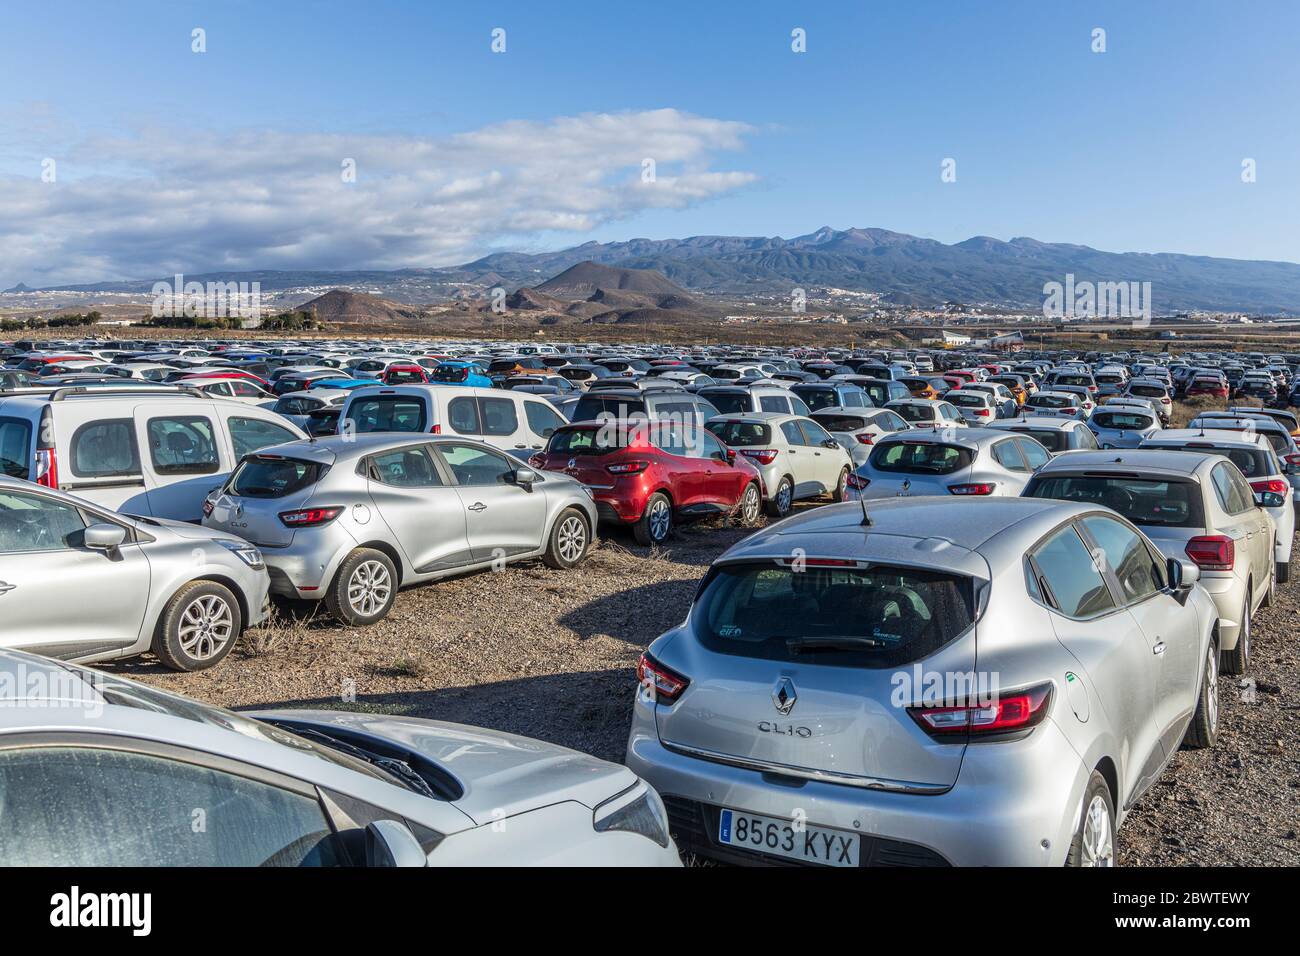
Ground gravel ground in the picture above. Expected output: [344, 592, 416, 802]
[110, 491, 1300, 868]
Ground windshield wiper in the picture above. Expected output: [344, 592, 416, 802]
[288, 726, 437, 798]
[784, 635, 886, 652]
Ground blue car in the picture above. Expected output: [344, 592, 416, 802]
[305, 377, 376, 391]
[430, 361, 494, 388]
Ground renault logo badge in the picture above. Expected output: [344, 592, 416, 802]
[773, 677, 797, 716]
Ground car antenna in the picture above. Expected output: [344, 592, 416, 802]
[858, 491, 872, 527]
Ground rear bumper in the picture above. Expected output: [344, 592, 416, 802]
[1195, 572, 1250, 649]
[260, 528, 357, 599]
[626, 717, 1088, 867]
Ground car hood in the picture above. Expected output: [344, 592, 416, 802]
[249, 709, 635, 825]
[132, 515, 247, 545]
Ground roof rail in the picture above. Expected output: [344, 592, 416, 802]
[49, 384, 202, 402]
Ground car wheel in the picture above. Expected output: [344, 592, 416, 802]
[736, 482, 763, 527]
[543, 508, 591, 569]
[766, 476, 794, 518]
[1184, 634, 1220, 749]
[1262, 562, 1276, 608]
[153, 580, 242, 672]
[832, 467, 850, 503]
[1222, 595, 1250, 675]
[1278, 561, 1290, 585]
[327, 548, 397, 626]
[633, 492, 672, 546]
[1066, 771, 1116, 867]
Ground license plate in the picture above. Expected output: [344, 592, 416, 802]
[717, 808, 860, 867]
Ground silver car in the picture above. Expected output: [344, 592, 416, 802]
[1086, 407, 1162, 449]
[0, 649, 680, 866]
[985, 416, 1099, 455]
[846, 428, 1050, 499]
[626, 498, 1219, 866]
[203, 434, 597, 625]
[0, 476, 269, 671]
[1024, 449, 1274, 675]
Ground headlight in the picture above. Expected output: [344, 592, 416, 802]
[218, 539, 265, 570]
[592, 781, 671, 848]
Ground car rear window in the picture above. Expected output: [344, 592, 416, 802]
[813, 413, 869, 433]
[706, 420, 772, 447]
[228, 456, 324, 498]
[1092, 412, 1153, 430]
[0, 417, 31, 479]
[705, 392, 751, 415]
[1026, 475, 1204, 528]
[1129, 385, 1166, 397]
[1150, 444, 1274, 478]
[547, 428, 629, 456]
[869, 441, 972, 475]
[949, 393, 987, 408]
[572, 395, 646, 422]
[345, 396, 426, 433]
[792, 388, 837, 411]
[1004, 428, 1068, 453]
[693, 562, 975, 669]
[431, 365, 470, 383]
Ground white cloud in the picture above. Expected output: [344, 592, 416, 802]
[0, 108, 757, 287]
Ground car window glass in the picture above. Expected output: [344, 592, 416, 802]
[369, 446, 444, 488]
[70, 419, 141, 478]
[229, 417, 298, 460]
[779, 421, 805, 445]
[345, 396, 426, 433]
[0, 747, 345, 866]
[0, 417, 31, 480]
[1018, 438, 1050, 470]
[447, 396, 481, 434]
[524, 401, 564, 439]
[0, 490, 87, 552]
[437, 442, 514, 485]
[758, 395, 789, 413]
[147, 416, 219, 475]
[1081, 515, 1162, 603]
[799, 420, 833, 445]
[478, 397, 519, 436]
[992, 439, 1028, 472]
[1031, 525, 1117, 618]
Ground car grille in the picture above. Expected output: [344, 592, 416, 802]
[662, 795, 950, 867]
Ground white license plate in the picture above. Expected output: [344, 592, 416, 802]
[717, 808, 860, 867]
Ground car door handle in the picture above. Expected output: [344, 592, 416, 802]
[467, 502, 487, 512]
[1152, 641, 1166, 656]
[0, 581, 14, 595]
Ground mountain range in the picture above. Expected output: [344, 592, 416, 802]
[10, 227, 1300, 313]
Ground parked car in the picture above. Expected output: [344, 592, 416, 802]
[705, 413, 853, 517]
[204, 434, 596, 625]
[430, 361, 494, 388]
[340, 385, 567, 457]
[885, 398, 967, 431]
[846, 429, 1049, 499]
[1140, 428, 1295, 582]
[183, 375, 277, 404]
[944, 388, 1001, 425]
[1121, 378, 1173, 425]
[0, 649, 679, 866]
[985, 416, 1100, 454]
[789, 382, 873, 413]
[1087, 407, 1162, 449]
[697, 385, 810, 418]
[810, 406, 911, 467]
[0, 386, 305, 521]
[532, 420, 764, 545]
[568, 388, 719, 429]
[270, 389, 350, 430]
[626, 497, 1219, 866]
[0, 476, 269, 670]
[1024, 448, 1274, 674]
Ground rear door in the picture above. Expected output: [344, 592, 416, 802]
[1210, 462, 1269, 601]
[137, 407, 229, 521]
[435, 441, 546, 561]
[364, 443, 472, 573]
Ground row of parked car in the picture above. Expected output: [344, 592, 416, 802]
[0, 336, 1295, 865]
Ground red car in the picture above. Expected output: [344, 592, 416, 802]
[1185, 375, 1229, 399]
[531, 420, 764, 544]
[175, 369, 272, 389]
[381, 364, 430, 384]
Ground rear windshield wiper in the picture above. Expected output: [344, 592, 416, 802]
[784, 635, 887, 652]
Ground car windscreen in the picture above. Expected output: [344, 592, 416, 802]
[812, 413, 868, 433]
[228, 456, 325, 498]
[869, 441, 972, 475]
[571, 395, 646, 421]
[890, 404, 932, 423]
[792, 389, 837, 411]
[430, 365, 469, 382]
[1004, 428, 1068, 453]
[1092, 412, 1153, 430]
[1026, 475, 1204, 527]
[0, 417, 31, 479]
[948, 393, 987, 408]
[546, 428, 630, 456]
[344, 396, 426, 433]
[1129, 385, 1166, 397]
[704, 392, 751, 415]
[693, 562, 975, 669]
[706, 420, 772, 447]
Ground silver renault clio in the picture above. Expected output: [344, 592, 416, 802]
[626, 498, 1220, 866]
[203, 434, 597, 625]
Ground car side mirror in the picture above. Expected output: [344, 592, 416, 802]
[1166, 556, 1198, 603]
[513, 466, 538, 488]
[84, 523, 127, 553]
[1255, 490, 1286, 509]
[364, 820, 427, 868]
[821, 439, 838, 449]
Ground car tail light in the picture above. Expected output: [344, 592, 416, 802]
[948, 482, 996, 495]
[1251, 479, 1289, 495]
[1285, 453, 1300, 468]
[430, 423, 442, 434]
[1063, 407, 1078, 415]
[740, 448, 779, 465]
[607, 460, 649, 475]
[974, 408, 991, 417]
[636, 653, 689, 702]
[279, 506, 343, 527]
[1185, 535, 1234, 571]
[855, 433, 875, 445]
[527, 454, 545, 468]
[845, 473, 870, 490]
[33, 448, 58, 488]
[908, 682, 1052, 737]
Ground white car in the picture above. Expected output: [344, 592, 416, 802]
[810, 406, 912, 467]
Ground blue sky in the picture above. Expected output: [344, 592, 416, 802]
[3, 0, 1298, 286]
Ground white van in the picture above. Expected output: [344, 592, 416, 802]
[0, 385, 305, 521]
[339, 384, 566, 456]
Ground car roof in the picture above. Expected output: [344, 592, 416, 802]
[1037, 448, 1212, 478]
[1143, 428, 1270, 450]
[986, 416, 1080, 431]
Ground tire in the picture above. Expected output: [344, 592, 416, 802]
[1184, 634, 1220, 749]
[1262, 563, 1276, 608]
[153, 580, 242, 672]
[326, 548, 397, 626]
[766, 476, 794, 518]
[1066, 771, 1116, 867]
[832, 467, 850, 503]
[633, 492, 672, 546]
[1278, 561, 1290, 585]
[543, 508, 591, 569]
[1222, 595, 1250, 676]
[736, 481, 763, 527]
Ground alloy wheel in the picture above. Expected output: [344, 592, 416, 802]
[741, 485, 761, 523]
[648, 498, 671, 541]
[557, 515, 587, 563]
[777, 480, 793, 513]
[178, 595, 235, 661]
[1080, 795, 1114, 867]
[348, 560, 392, 617]
[1206, 642, 1219, 733]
